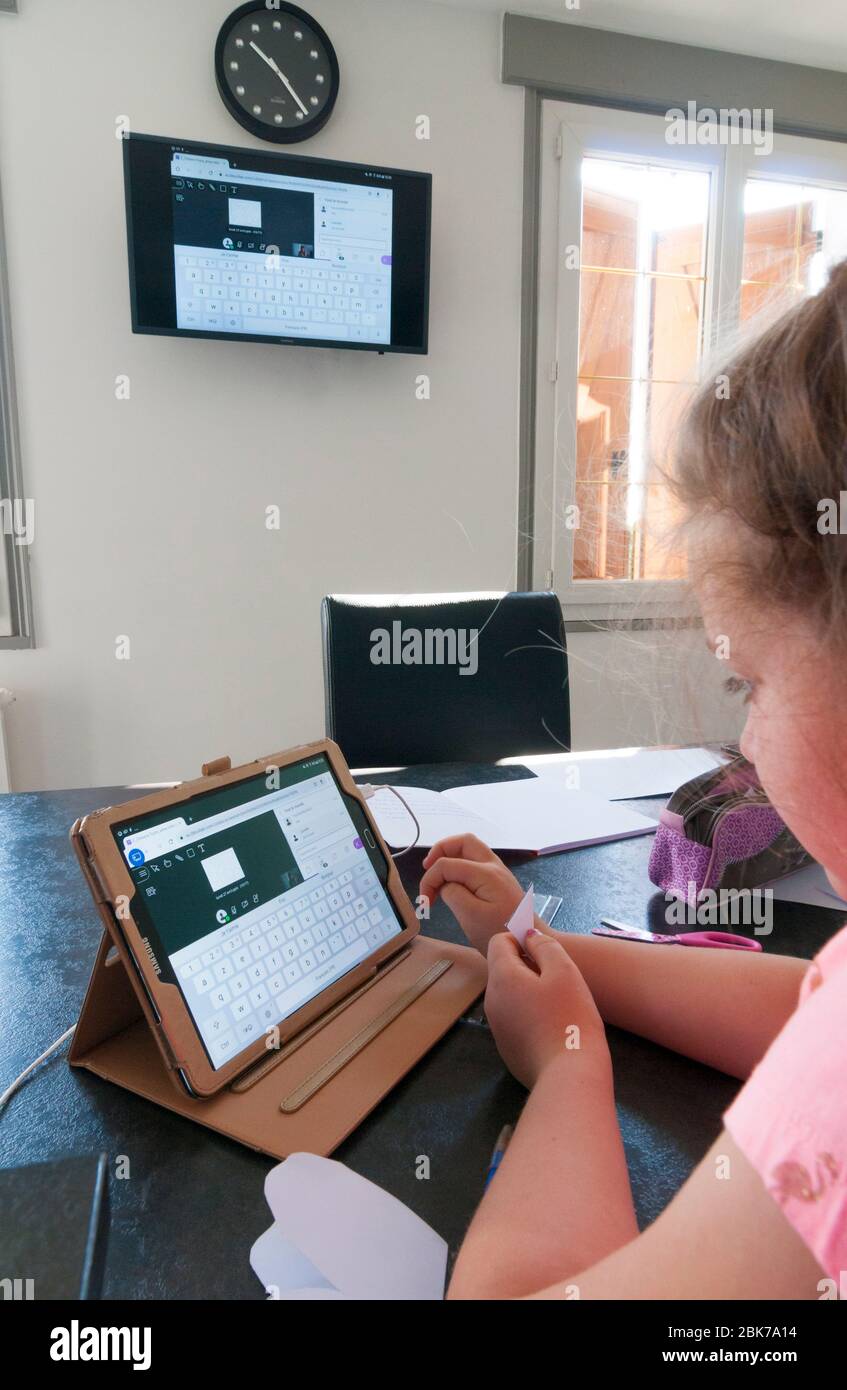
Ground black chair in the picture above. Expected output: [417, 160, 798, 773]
[321, 591, 570, 767]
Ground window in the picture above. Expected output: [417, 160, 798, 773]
[576, 158, 709, 585]
[741, 179, 847, 320]
[535, 105, 847, 619]
[0, 167, 33, 646]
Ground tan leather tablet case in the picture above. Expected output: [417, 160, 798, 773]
[69, 746, 487, 1159]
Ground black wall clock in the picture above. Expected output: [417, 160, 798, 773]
[215, 2, 340, 143]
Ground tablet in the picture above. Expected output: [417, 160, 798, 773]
[75, 741, 418, 1097]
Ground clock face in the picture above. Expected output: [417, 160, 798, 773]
[215, 2, 339, 143]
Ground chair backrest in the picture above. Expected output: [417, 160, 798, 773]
[321, 591, 570, 767]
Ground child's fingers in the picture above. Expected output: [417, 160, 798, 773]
[439, 882, 483, 919]
[419, 855, 491, 904]
[522, 928, 571, 976]
[487, 931, 527, 971]
[422, 834, 497, 870]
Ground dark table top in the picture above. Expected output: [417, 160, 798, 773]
[1, 762, 843, 1299]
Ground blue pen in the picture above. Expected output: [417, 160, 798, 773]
[484, 1124, 514, 1189]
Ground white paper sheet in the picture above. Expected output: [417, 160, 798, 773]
[250, 1225, 338, 1294]
[505, 885, 535, 946]
[368, 777, 655, 854]
[450, 778, 657, 851]
[514, 746, 723, 801]
[366, 784, 493, 847]
[250, 1153, 448, 1301]
[765, 862, 847, 911]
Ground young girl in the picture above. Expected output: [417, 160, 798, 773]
[420, 264, 847, 1300]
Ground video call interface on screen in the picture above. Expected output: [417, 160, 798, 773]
[113, 757, 403, 1070]
[170, 149, 394, 345]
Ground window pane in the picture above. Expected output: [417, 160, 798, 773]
[642, 382, 692, 582]
[578, 268, 634, 379]
[572, 159, 710, 582]
[574, 377, 631, 581]
[582, 180, 638, 271]
[741, 179, 847, 322]
[648, 274, 704, 384]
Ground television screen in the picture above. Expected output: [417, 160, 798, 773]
[123, 133, 431, 354]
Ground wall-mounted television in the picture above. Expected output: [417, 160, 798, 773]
[123, 133, 431, 355]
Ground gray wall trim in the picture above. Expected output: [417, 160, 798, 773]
[503, 14, 847, 143]
[0, 2, 19, 14]
[516, 86, 542, 592]
[0, 167, 35, 648]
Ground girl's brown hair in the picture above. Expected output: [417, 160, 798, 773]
[671, 260, 847, 634]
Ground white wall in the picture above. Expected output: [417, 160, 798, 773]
[569, 626, 743, 752]
[0, 0, 740, 791]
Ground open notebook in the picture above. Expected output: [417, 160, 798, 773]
[516, 746, 724, 800]
[367, 777, 657, 855]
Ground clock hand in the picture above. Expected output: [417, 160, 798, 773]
[275, 71, 309, 118]
[249, 40, 309, 117]
[249, 39, 283, 76]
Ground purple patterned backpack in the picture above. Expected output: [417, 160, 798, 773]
[648, 751, 810, 902]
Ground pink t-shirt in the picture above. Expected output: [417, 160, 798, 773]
[724, 924, 847, 1281]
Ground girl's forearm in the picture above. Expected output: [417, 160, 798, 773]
[538, 925, 807, 1079]
[447, 1045, 637, 1300]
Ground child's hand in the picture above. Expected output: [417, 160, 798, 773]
[484, 928, 608, 1089]
[419, 834, 524, 955]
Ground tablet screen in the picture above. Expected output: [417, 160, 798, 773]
[111, 755, 404, 1070]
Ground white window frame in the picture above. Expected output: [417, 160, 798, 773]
[533, 102, 847, 621]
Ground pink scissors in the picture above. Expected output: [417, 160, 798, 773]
[593, 918, 762, 951]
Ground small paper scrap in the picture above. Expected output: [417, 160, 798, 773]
[505, 885, 535, 947]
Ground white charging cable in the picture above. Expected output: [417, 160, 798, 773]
[0, 1024, 76, 1113]
[359, 783, 421, 858]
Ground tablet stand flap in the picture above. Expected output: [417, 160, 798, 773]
[280, 955, 452, 1111]
[69, 822, 182, 1087]
[69, 934, 488, 1159]
[69, 930, 145, 1063]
